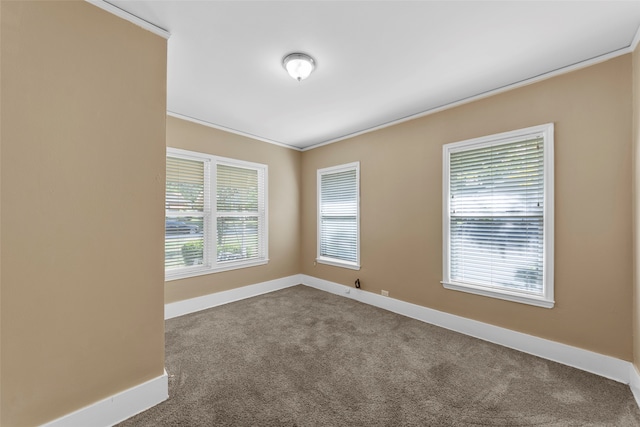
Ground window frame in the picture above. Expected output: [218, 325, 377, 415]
[317, 162, 361, 271]
[165, 147, 268, 281]
[442, 123, 554, 308]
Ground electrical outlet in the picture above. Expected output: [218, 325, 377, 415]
[381, 290, 389, 297]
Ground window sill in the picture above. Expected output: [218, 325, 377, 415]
[166, 259, 269, 282]
[316, 257, 360, 271]
[442, 280, 554, 309]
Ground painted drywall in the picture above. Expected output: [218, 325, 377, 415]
[633, 44, 640, 370]
[1, 2, 167, 426]
[0, 0, 2, 423]
[165, 116, 301, 304]
[302, 55, 633, 361]
[0, 1, 3, 422]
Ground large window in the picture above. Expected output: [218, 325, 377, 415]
[166, 148, 268, 280]
[317, 162, 360, 270]
[442, 124, 554, 308]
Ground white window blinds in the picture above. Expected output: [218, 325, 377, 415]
[443, 124, 554, 308]
[318, 162, 360, 269]
[166, 148, 268, 280]
[216, 163, 266, 263]
[165, 155, 209, 271]
[450, 137, 544, 291]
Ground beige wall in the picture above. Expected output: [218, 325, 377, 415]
[165, 116, 301, 303]
[633, 45, 640, 370]
[1, 2, 167, 426]
[302, 55, 633, 361]
[0, 1, 3, 422]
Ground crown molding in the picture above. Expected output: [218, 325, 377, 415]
[302, 46, 631, 151]
[85, 0, 640, 152]
[167, 112, 302, 152]
[85, 0, 170, 39]
[631, 22, 640, 52]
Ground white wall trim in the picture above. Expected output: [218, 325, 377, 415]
[302, 47, 630, 152]
[163, 273, 634, 386]
[42, 275, 304, 426]
[85, 1, 170, 39]
[86, 0, 639, 152]
[158, 274, 637, 405]
[40, 370, 168, 427]
[167, 111, 302, 152]
[301, 274, 632, 385]
[630, 364, 640, 409]
[631, 23, 640, 52]
[441, 123, 555, 309]
[165, 274, 302, 319]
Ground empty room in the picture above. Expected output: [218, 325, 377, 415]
[4, 1, 640, 426]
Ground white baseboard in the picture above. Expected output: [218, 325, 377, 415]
[159, 273, 636, 401]
[41, 275, 302, 427]
[165, 274, 302, 319]
[301, 274, 632, 385]
[41, 370, 168, 427]
[630, 364, 640, 408]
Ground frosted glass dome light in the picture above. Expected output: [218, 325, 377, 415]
[283, 53, 316, 82]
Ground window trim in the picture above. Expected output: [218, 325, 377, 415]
[165, 147, 268, 281]
[317, 162, 361, 271]
[441, 123, 554, 308]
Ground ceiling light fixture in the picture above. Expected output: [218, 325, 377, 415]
[283, 53, 315, 82]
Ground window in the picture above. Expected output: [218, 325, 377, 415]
[165, 148, 268, 280]
[317, 162, 360, 270]
[442, 124, 554, 308]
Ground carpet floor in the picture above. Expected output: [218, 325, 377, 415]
[118, 285, 640, 426]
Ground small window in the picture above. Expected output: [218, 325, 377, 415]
[317, 162, 360, 270]
[166, 148, 268, 280]
[442, 124, 554, 308]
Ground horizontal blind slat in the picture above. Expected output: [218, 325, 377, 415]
[449, 136, 545, 294]
[320, 167, 358, 263]
[216, 162, 266, 263]
[217, 164, 260, 212]
[165, 215, 207, 270]
[166, 156, 206, 212]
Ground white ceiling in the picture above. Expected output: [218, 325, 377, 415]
[106, 1, 640, 150]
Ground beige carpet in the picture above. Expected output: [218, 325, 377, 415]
[118, 285, 640, 426]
